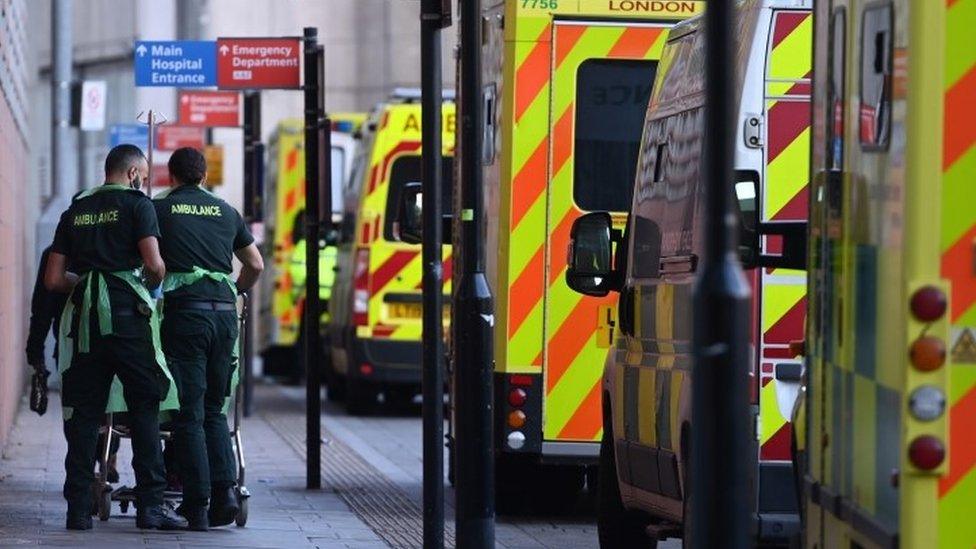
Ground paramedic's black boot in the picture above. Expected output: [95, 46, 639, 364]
[137, 505, 188, 530]
[65, 513, 93, 530]
[183, 507, 210, 531]
[207, 487, 239, 527]
[176, 503, 209, 531]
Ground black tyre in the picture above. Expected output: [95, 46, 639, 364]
[539, 465, 585, 514]
[97, 489, 111, 521]
[346, 377, 378, 415]
[598, 420, 654, 548]
[495, 458, 530, 515]
[681, 435, 692, 548]
[326, 378, 347, 402]
[236, 497, 249, 527]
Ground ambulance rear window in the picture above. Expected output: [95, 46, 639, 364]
[574, 58, 657, 212]
[383, 154, 454, 242]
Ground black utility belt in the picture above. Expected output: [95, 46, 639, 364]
[166, 300, 236, 312]
[113, 304, 153, 317]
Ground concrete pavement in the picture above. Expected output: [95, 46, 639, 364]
[0, 390, 385, 549]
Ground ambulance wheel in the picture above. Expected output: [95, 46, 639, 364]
[327, 378, 347, 402]
[235, 497, 248, 527]
[495, 457, 531, 515]
[681, 430, 692, 548]
[346, 378, 378, 416]
[539, 465, 585, 513]
[325, 362, 346, 401]
[597, 406, 653, 548]
[97, 490, 111, 521]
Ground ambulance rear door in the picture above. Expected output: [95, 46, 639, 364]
[540, 20, 668, 449]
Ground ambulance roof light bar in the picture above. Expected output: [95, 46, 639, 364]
[391, 87, 457, 102]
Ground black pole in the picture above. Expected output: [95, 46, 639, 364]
[303, 26, 323, 491]
[455, 0, 494, 546]
[241, 90, 261, 417]
[692, 1, 752, 547]
[420, 1, 446, 547]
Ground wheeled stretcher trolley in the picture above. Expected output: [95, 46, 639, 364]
[92, 294, 251, 526]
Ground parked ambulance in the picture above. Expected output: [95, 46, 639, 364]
[565, 1, 811, 545]
[795, 0, 976, 546]
[328, 91, 455, 414]
[450, 0, 707, 507]
[259, 115, 363, 382]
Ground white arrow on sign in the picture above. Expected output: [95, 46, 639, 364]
[136, 44, 148, 57]
[219, 44, 230, 56]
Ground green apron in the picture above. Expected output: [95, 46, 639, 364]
[162, 267, 241, 413]
[57, 184, 179, 420]
[57, 269, 180, 419]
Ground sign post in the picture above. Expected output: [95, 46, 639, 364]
[179, 90, 241, 127]
[134, 40, 216, 87]
[136, 110, 167, 195]
[77, 80, 107, 131]
[455, 0, 495, 546]
[301, 27, 324, 491]
[692, 0, 753, 547]
[108, 124, 149, 151]
[241, 90, 263, 417]
[216, 38, 302, 89]
[420, 1, 451, 547]
[156, 125, 206, 151]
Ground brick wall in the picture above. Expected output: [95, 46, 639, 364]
[0, 0, 31, 450]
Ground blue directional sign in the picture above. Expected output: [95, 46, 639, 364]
[108, 124, 149, 151]
[134, 40, 216, 87]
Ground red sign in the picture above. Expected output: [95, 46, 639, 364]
[151, 160, 172, 188]
[179, 90, 241, 127]
[156, 125, 206, 151]
[216, 37, 301, 89]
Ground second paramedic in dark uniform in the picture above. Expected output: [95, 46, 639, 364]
[154, 147, 264, 530]
[44, 144, 186, 531]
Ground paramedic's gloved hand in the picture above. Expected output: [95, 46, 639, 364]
[29, 364, 49, 416]
[149, 284, 163, 300]
[29, 360, 48, 376]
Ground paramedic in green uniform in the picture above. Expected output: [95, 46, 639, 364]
[44, 144, 187, 531]
[154, 147, 264, 530]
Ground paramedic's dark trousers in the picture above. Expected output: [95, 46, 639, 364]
[61, 313, 167, 515]
[163, 307, 238, 508]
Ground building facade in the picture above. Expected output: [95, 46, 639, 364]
[0, 0, 33, 448]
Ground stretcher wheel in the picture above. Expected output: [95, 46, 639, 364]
[97, 489, 111, 521]
[235, 496, 248, 527]
[120, 500, 129, 514]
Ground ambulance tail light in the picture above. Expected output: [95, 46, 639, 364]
[910, 286, 947, 322]
[908, 435, 945, 470]
[353, 248, 370, 327]
[910, 336, 946, 371]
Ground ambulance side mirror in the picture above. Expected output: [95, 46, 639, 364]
[566, 212, 624, 297]
[392, 182, 453, 245]
[756, 221, 808, 270]
[735, 170, 807, 271]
